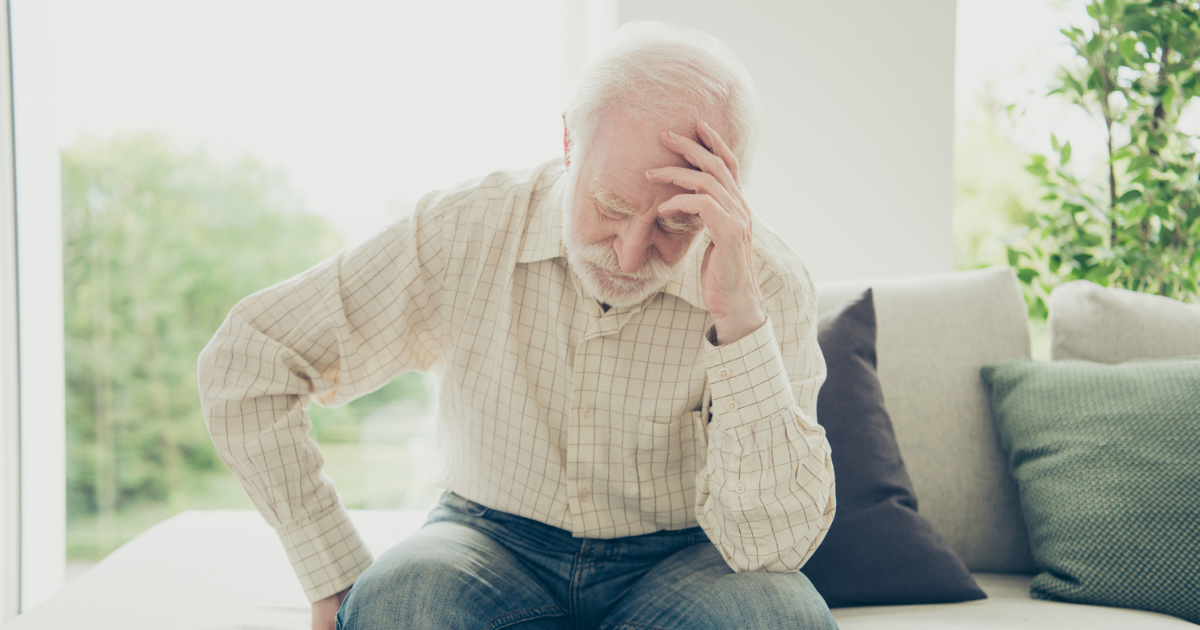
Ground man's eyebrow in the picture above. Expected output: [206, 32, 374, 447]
[590, 185, 637, 216]
[591, 183, 704, 234]
[659, 213, 705, 234]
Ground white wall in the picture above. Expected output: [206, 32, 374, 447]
[619, 0, 956, 283]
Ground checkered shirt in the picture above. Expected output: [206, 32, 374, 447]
[198, 158, 835, 603]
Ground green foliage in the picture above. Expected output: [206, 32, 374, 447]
[1008, 0, 1200, 318]
[955, 102, 1041, 271]
[61, 132, 429, 528]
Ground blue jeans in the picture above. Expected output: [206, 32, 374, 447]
[337, 491, 838, 630]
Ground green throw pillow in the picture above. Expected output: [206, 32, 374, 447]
[981, 357, 1200, 625]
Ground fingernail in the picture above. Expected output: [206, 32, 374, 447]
[645, 169, 657, 177]
[667, 130, 680, 139]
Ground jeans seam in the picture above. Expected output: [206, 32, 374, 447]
[498, 533, 569, 557]
[433, 510, 544, 552]
[487, 605, 566, 630]
[438, 501, 571, 558]
[598, 621, 670, 630]
[567, 548, 584, 630]
[443, 491, 490, 516]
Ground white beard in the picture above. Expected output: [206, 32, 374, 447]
[561, 191, 686, 309]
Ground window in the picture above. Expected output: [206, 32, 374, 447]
[9, 0, 613, 610]
[955, 0, 1091, 272]
[954, 0, 1092, 359]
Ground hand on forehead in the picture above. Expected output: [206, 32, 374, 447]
[586, 108, 724, 208]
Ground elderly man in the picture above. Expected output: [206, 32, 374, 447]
[199, 21, 836, 630]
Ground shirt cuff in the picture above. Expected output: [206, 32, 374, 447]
[703, 317, 796, 429]
[277, 504, 375, 603]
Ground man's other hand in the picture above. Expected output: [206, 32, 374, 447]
[312, 586, 351, 630]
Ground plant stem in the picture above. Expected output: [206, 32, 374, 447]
[1101, 37, 1118, 248]
[1154, 44, 1170, 131]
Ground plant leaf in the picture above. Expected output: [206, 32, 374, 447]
[1120, 37, 1140, 63]
[1126, 154, 1155, 172]
[1117, 189, 1143, 204]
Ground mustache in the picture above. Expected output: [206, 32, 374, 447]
[574, 241, 675, 281]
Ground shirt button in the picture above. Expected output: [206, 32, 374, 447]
[717, 368, 730, 379]
[582, 405, 594, 417]
[579, 488, 591, 501]
[734, 483, 746, 494]
[725, 400, 738, 412]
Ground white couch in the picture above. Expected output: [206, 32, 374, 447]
[816, 266, 1198, 628]
[5, 266, 1197, 629]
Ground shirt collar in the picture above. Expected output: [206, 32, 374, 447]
[519, 161, 708, 312]
[518, 162, 570, 264]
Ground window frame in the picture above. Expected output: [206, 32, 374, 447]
[1, 0, 21, 619]
[7, 0, 65, 616]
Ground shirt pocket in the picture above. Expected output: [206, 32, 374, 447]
[636, 410, 709, 529]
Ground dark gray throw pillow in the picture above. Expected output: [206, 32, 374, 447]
[802, 288, 986, 607]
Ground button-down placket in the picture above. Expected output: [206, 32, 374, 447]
[565, 267, 662, 533]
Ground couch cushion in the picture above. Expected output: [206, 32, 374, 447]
[981, 357, 1200, 625]
[834, 573, 1198, 629]
[803, 288, 984, 606]
[815, 266, 1035, 573]
[1049, 280, 1200, 363]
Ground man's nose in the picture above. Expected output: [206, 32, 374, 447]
[614, 220, 655, 273]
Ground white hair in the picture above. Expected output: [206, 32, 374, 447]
[564, 21, 762, 182]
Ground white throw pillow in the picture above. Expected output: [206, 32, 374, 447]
[1049, 280, 1200, 363]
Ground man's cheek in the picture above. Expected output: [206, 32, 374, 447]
[664, 234, 698, 265]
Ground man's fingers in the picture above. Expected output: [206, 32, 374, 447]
[662, 130, 738, 193]
[654, 122, 753, 251]
[697, 121, 741, 185]
[658, 193, 749, 244]
[645, 166, 739, 214]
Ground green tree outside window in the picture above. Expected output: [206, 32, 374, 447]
[63, 133, 430, 560]
[1008, 0, 1200, 317]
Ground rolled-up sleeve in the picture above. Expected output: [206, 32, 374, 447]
[197, 200, 445, 603]
[694, 279, 835, 573]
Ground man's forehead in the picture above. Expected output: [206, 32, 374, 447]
[579, 107, 726, 207]
[594, 133, 693, 173]
[592, 107, 721, 163]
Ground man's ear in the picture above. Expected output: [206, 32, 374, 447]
[562, 113, 571, 170]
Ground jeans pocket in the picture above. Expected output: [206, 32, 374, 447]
[440, 490, 490, 516]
